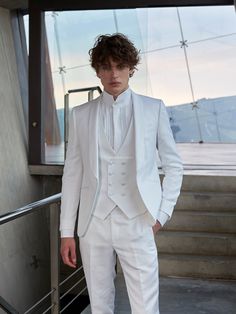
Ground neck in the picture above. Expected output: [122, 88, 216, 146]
[104, 87, 129, 100]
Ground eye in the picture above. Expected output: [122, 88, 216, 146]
[100, 64, 110, 71]
[117, 64, 126, 70]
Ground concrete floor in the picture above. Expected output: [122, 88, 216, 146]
[82, 273, 236, 314]
[177, 143, 236, 176]
[177, 143, 236, 166]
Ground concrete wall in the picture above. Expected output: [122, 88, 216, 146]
[0, 7, 50, 312]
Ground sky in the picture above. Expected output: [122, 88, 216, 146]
[24, 5, 236, 109]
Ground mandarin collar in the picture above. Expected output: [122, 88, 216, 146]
[102, 88, 131, 108]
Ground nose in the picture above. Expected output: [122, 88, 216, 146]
[111, 68, 118, 78]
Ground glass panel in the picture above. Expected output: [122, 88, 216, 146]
[178, 6, 236, 42]
[168, 6, 236, 143]
[24, 5, 236, 164]
[144, 47, 193, 105]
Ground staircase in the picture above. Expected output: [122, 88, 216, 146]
[157, 174, 236, 280]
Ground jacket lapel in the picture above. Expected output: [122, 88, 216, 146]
[88, 97, 100, 179]
[132, 91, 145, 174]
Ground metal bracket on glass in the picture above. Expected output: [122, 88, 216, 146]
[180, 39, 188, 48]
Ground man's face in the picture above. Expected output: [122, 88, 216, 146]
[96, 59, 133, 98]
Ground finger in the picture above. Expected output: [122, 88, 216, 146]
[60, 239, 77, 268]
[61, 246, 76, 268]
[66, 259, 77, 268]
[70, 246, 77, 266]
[64, 253, 76, 268]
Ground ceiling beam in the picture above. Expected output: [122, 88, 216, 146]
[31, 0, 233, 11]
[0, 0, 28, 10]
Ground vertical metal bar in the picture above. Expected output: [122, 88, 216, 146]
[50, 203, 60, 314]
[64, 93, 69, 159]
[88, 90, 94, 101]
[29, 4, 45, 164]
[176, 8, 203, 142]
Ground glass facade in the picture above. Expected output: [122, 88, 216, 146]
[24, 5, 236, 163]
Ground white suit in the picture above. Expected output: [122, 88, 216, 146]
[60, 89, 183, 313]
[60, 90, 183, 236]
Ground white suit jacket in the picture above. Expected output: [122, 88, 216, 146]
[60, 90, 183, 237]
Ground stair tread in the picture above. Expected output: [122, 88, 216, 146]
[159, 181, 236, 280]
[175, 208, 236, 212]
[180, 191, 236, 197]
[159, 253, 236, 260]
[173, 210, 236, 216]
[158, 230, 236, 238]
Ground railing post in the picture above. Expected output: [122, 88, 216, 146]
[50, 202, 60, 313]
[64, 93, 69, 159]
[88, 90, 94, 101]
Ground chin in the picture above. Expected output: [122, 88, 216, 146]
[109, 88, 122, 94]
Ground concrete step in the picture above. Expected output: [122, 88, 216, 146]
[156, 231, 236, 256]
[180, 175, 236, 193]
[164, 210, 236, 233]
[176, 191, 236, 211]
[159, 253, 236, 280]
[157, 174, 236, 280]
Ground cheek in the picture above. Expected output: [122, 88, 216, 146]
[99, 75, 107, 83]
[122, 72, 130, 81]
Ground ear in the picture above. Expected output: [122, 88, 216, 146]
[96, 72, 101, 79]
[129, 69, 134, 78]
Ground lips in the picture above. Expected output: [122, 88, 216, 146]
[110, 82, 121, 86]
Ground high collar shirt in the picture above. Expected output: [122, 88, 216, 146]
[100, 88, 132, 152]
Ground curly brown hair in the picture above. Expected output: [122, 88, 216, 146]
[89, 33, 140, 75]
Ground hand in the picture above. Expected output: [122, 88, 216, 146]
[152, 220, 162, 234]
[60, 237, 77, 268]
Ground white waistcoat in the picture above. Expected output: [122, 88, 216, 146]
[93, 110, 147, 220]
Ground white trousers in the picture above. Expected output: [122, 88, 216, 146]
[79, 207, 159, 314]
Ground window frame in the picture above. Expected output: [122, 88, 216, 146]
[28, 0, 234, 164]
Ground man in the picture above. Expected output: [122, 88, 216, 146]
[60, 33, 183, 314]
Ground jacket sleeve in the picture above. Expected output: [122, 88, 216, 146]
[156, 100, 183, 225]
[60, 108, 83, 237]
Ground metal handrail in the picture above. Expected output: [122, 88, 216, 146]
[0, 194, 88, 314]
[23, 289, 55, 314]
[67, 86, 102, 94]
[60, 276, 86, 300]
[64, 85, 102, 157]
[60, 265, 83, 286]
[60, 286, 87, 313]
[0, 193, 61, 225]
[0, 296, 19, 314]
